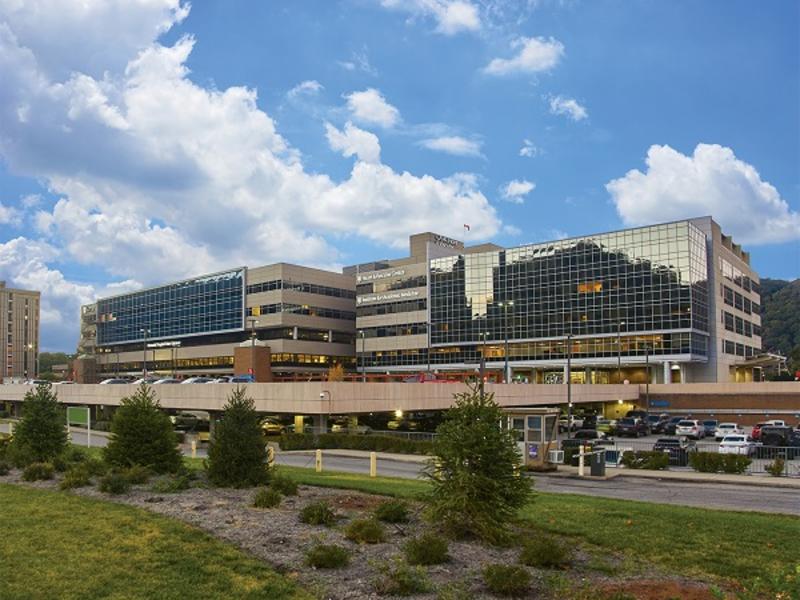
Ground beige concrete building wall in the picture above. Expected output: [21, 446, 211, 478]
[0, 283, 40, 380]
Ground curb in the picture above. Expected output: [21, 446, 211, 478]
[534, 468, 800, 489]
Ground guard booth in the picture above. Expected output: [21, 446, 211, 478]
[503, 407, 561, 470]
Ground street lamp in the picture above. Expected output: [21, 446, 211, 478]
[644, 341, 651, 413]
[246, 317, 259, 380]
[359, 330, 366, 382]
[140, 328, 150, 378]
[497, 300, 514, 383]
[617, 321, 626, 383]
[478, 330, 489, 399]
[566, 332, 573, 438]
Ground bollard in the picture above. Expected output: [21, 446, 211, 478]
[578, 444, 586, 477]
[369, 451, 377, 478]
[267, 446, 275, 468]
[191, 440, 197, 459]
[315, 449, 322, 473]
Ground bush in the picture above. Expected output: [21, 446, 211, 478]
[83, 457, 108, 477]
[424, 385, 531, 545]
[375, 499, 409, 523]
[373, 558, 431, 596]
[60, 464, 92, 489]
[766, 458, 785, 477]
[620, 450, 669, 470]
[270, 470, 298, 496]
[300, 501, 337, 526]
[436, 582, 472, 600]
[93, 420, 112, 432]
[103, 384, 182, 474]
[22, 462, 54, 481]
[123, 465, 151, 484]
[482, 564, 531, 597]
[404, 532, 449, 565]
[99, 472, 131, 495]
[279, 433, 432, 455]
[344, 518, 385, 544]
[205, 387, 270, 488]
[720, 454, 752, 474]
[252, 487, 282, 508]
[519, 535, 573, 568]
[0, 432, 11, 460]
[150, 473, 192, 493]
[305, 544, 350, 569]
[7, 385, 68, 467]
[0, 460, 9, 476]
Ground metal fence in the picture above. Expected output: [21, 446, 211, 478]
[560, 438, 800, 477]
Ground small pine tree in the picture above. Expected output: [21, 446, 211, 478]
[103, 384, 182, 474]
[8, 384, 68, 466]
[205, 386, 270, 487]
[423, 384, 531, 545]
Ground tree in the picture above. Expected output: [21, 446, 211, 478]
[205, 386, 270, 487]
[8, 384, 68, 466]
[103, 384, 182, 474]
[423, 385, 531, 545]
[327, 363, 345, 381]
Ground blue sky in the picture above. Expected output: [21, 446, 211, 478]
[0, 0, 798, 351]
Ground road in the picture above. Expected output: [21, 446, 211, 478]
[3, 423, 797, 515]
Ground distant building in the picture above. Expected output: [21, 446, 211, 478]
[0, 282, 40, 380]
[79, 264, 355, 380]
[351, 217, 762, 383]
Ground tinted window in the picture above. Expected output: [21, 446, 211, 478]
[678, 421, 695, 426]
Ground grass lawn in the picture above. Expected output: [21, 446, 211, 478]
[0, 484, 310, 600]
[274, 464, 799, 594]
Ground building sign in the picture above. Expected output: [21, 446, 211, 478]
[432, 234, 461, 249]
[356, 289, 422, 305]
[356, 269, 406, 283]
[650, 399, 669, 408]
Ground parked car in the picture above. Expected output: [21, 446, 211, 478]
[664, 416, 688, 436]
[330, 420, 372, 435]
[132, 376, 159, 385]
[558, 415, 584, 433]
[581, 415, 599, 430]
[261, 418, 286, 435]
[653, 437, 696, 466]
[701, 420, 719, 437]
[764, 419, 786, 427]
[181, 377, 215, 384]
[572, 429, 606, 440]
[153, 378, 181, 384]
[230, 375, 254, 383]
[645, 414, 669, 434]
[718, 435, 756, 456]
[751, 422, 769, 442]
[615, 417, 648, 437]
[675, 420, 705, 439]
[625, 410, 648, 420]
[24, 379, 51, 386]
[52, 380, 75, 385]
[714, 422, 744, 441]
[596, 418, 617, 435]
[99, 378, 129, 384]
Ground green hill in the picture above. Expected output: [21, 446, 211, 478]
[759, 278, 800, 372]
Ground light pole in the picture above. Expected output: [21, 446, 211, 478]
[247, 317, 259, 380]
[645, 342, 650, 413]
[617, 320, 626, 383]
[140, 328, 150, 378]
[359, 330, 366, 382]
[566, 332, 573, 438]
[498, 300, 514, 383]
[478, 330, 488, 400]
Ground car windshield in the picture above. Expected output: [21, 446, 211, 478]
[656, 439, 679, 446]
[619, 418, 636, 425]
[723, 436, 745, 443]
[719, 424, 735, 429]
[703, 421, 717, 426]
[678, 421, 695, 426]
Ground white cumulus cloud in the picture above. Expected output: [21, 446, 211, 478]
[344, 88, 401, 128]
[548, 95, 587, 121]
[419, 136, 483, 157]
[380, 0, 480, 35]
[606, 143, 800, 245]
[519, 138, 539, 158]
[484, 36, 564, 76]
[501, 179, 535, 203]
[287, 80, 323, 99]
[325, 121, 381, 164]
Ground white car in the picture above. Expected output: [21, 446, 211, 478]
[764, 419, 786, 427]
[132, 377, 159, 385]
[714, 422, 744, 441]
[99, 378, 129, 384]
[181, 376, 215, 384]
[675, 420, 705, 439]
[719, 435, 755, 456]
[153, 378, 181, 384]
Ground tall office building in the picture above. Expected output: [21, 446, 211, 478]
[0, 282, 40, 380]
[79, 264, 356, 380]
[353, 217, 762, 383]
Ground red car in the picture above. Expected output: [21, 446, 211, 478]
[751, 422, 769, 441]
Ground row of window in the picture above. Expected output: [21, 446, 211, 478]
[100, 353, 357, 373]
[356, 299, 427, 317]
[719, 257, 759, 294]
[360, 323, 428, 339]
[721, 284, 760, 315]
[723, 340, 760, 358]
[247, 303, 355, 321]
[246, 279, 355, 299]
[356, 276, 427, 296]
[721, 311, 761, 338]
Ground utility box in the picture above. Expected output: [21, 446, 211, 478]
[590, 450, 606, 476]
[503, 407, 561, 470]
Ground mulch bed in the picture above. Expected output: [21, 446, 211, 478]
[1, 469, 722, 599]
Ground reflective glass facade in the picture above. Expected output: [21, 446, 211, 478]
[97, 269, 245, 345]
[429, 221, 709, 361]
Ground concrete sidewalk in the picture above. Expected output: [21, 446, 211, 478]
[547, 464, 800, 488]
